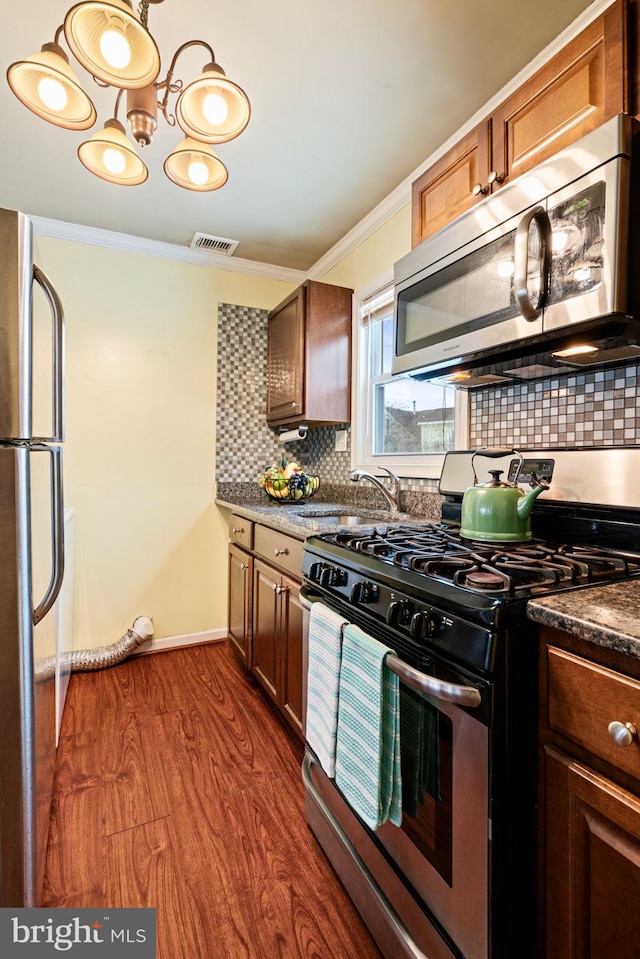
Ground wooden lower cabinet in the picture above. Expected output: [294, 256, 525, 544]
[540, 629, 640, 958]
[252, 558, 304, 738]
[545, 746, 640, 959]
[227, 544, 252, 667]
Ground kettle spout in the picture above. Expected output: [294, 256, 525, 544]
[516, 482, 548, 521]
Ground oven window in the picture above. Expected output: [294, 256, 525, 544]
[399, 685, 453, 886]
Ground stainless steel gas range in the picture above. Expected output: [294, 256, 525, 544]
[300, 449, 640, 959]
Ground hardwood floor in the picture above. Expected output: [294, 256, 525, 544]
[43, 641, 383, 959]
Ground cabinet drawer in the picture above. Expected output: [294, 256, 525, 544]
[254, 525, 303, 578]
[229, 514, 253, 549]
[547, 647, 640, 781]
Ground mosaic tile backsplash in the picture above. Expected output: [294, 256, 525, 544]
[469, 366, 640, 448]
[216, 303, 640, 504]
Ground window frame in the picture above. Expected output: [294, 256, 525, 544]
[351, 270, 469, 480]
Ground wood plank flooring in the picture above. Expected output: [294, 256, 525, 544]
[43, 641, 383, 959]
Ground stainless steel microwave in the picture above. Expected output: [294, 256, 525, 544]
[393, 114, 640, 385]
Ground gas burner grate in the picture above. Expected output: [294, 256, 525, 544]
[319, 523, 640, 596]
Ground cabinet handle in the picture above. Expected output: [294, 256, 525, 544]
[240, 563, 248, 572]
[487, 170, 505, 186]
[608, 721, 637, 747]
[272, 583, 282, 594]
[232, 527, 244, 534]
[274, 548, 289, 557]
[471, 182, 489, 197]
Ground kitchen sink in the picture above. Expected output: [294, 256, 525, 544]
[300, 510, 408, 525]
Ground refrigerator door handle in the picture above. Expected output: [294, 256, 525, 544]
[33, 264, 65, 444]
[33, 445, 65, 625]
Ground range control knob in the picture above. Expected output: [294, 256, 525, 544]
[319, 565, 337, 587]
[386, 600, 411, 628]
[350, 581, 378, 604]
[309, 562, 326, 583]
[409, 609, 440, 640]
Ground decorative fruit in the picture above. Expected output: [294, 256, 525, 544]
[257, 460, 320, 502]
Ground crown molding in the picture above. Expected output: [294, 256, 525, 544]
[307, 0, 611, 280]
[30, 215, 307, 285]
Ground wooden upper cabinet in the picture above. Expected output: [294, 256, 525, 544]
[412, 0, 628, 247]
[411, 122, 491, 248]
[492, 0, 627, 188]
[266, 280, 353, 428]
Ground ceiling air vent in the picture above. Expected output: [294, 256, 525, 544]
[189, 232, 239, 256]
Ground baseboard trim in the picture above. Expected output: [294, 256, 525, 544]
[133, 628, 228, 656]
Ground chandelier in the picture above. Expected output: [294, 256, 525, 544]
[6, 0, 251, 191]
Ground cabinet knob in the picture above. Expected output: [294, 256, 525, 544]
[274, 547, 289, 557]
[272, 583, 282, 594]
[232, 527, 244, 534]
[488, 170, 505, 186]
[471, 182, 489, 197]
[240, 563, 248, 572]
[608, 721, 637, 747]
[291, 401, 298, 408]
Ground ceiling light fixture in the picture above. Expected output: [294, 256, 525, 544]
[6, 0, 250, 191]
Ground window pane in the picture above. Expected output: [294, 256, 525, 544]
[374, 378, 455, 454]
[368, 315, 394, 378]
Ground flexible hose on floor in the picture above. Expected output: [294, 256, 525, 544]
[35, 615, 154, 681]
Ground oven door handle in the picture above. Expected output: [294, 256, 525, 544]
[387, 654, 482, 708]
[301, 587, 482, 709]
[302, 751, 431, 959]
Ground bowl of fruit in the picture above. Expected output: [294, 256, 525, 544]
[258, 458, 320, 502]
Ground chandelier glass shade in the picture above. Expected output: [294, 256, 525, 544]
[63, 0, 161, 89]
[78, 117, 148, 184]
[164, 137, 228, 191]
[7, 42, 97, 129]
[176, 63, 250, 144]
[6, 0, 251, 192]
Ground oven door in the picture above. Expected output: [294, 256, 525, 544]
[301, 590, 490, 959]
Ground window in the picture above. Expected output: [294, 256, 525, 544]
[353, 273, 468, 479]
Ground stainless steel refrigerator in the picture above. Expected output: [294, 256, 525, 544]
[0, 207, 65, 906]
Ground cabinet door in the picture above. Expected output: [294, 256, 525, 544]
[491, 0, 626, 189]
[545, 745, 640, 959]
[266, 287, 305, 423]
[280, 575, 304, 738]
[252, 559, 280, 702]
[227, 545, 252, 667]
[411, 121, 491, 247]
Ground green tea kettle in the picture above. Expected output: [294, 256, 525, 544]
[460, 448, 549, 542]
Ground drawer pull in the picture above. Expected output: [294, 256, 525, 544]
[232, 527, 245, 535]
[608, 721, 637, 747]
[274, 547, 289, 557]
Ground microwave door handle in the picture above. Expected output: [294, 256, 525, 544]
[33, 264, 65, 443]
[514, 205, 552, 321]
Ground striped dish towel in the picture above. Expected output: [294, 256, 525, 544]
[335, 624, 402, 831]
[305, 602, 348, 778]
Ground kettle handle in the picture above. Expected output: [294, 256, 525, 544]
[471, 447, 523, 485]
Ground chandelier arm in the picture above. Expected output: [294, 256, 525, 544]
[112, 87, 124, 122]
[53, 24, 65, 45]
[156, 40, 216, 119]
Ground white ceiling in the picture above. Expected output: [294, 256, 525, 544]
[1, 0, 597, 271]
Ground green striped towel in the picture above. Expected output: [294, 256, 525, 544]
[335, 624, 402, 831]
[306, 602, 348, 777]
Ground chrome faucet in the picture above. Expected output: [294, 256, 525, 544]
[349, 467, 402, 512]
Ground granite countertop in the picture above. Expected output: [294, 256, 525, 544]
[527, 580, 640, 660]
[216, 497, 428, 539]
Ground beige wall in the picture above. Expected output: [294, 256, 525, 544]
[319, 204, 411, 290]
[38, 235, 293, 648]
